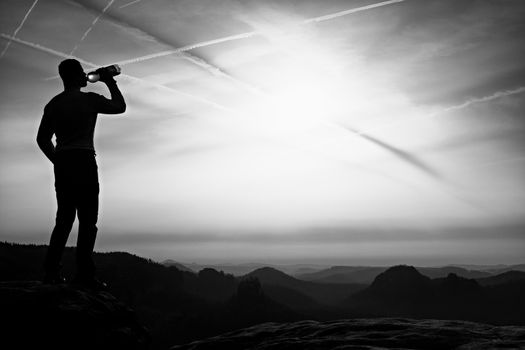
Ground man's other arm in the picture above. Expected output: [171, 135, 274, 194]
[98, 79, 126, 114]
[36, 107, 55, 163]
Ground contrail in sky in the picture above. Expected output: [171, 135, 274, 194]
[433, 86, 525, 116]
[0, 33, 234, 113]
[106, 0, 406, 95]
[117, 0, 407, 66]
[303, 0, 405, 24]
[179, 54, 264, 96]
[119, 0, 142, 9]
[0, 33, 97, 67]
[341, 85, 525, 183]
[0, 0, 39, 59]
[69, 0, 115, 56]
[113, 32, 258, 66]
[353, 86, 525, 136]
[343, 126, 442, 180]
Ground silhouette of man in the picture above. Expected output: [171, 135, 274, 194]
[37, 59, 126, 289]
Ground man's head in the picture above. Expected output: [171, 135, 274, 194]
[58, 59, 87, 89]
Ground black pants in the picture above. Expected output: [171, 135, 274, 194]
[44, 150, 99, 279]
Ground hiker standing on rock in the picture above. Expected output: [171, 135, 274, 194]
[37, 59, 126, 289]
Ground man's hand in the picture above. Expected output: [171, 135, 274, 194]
[99, 72, 117, 85]
[98, 69, 116, 85]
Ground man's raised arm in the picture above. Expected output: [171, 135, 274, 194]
[98, 78, 126, 114]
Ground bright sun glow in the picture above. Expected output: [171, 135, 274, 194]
[226, 27, 413, 168]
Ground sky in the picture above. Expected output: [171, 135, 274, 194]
[1, 0, 525, 266]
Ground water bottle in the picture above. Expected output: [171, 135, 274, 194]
[87, 64, 121, 83]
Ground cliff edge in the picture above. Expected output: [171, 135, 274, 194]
[0, 281, 150, 350]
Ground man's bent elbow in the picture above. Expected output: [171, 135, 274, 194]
[105, 102, 126, 114]
[113, 101, 126, 114]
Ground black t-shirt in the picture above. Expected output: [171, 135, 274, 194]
[41, 90, 113, 152]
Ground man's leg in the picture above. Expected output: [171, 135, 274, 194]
[75, 152, 100, 281]
[76, 181, 99, 280]
[43, 187, 76, 281]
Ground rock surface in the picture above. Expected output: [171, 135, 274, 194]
[170, 317, 525, 350]
[0, 281, 150, 350]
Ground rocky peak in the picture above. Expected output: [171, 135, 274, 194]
[368, 265, 432, 297]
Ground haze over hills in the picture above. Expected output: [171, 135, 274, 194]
[161, 260, 195, 273]
[297, 266, 387, 284]
[244, 267, 365, 310]
[418, 266, 492, 279]
[476, 271, 525, 287]
[163, 261, 326, 276]
[486, 264, 525, 274]
[164, 260, 523, 284]
[284, 265, 495, 284]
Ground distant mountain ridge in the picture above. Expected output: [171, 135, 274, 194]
[297, 266, 387, 284]
[162, 259, 195, 273]
[174, 262, 326, 276]
[296, 265, 494, 284]
[449, 264, 525, 273]
[486, 264, 525, 274]
[476, 270, 525, 286]
[160, 260, 523, 283]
